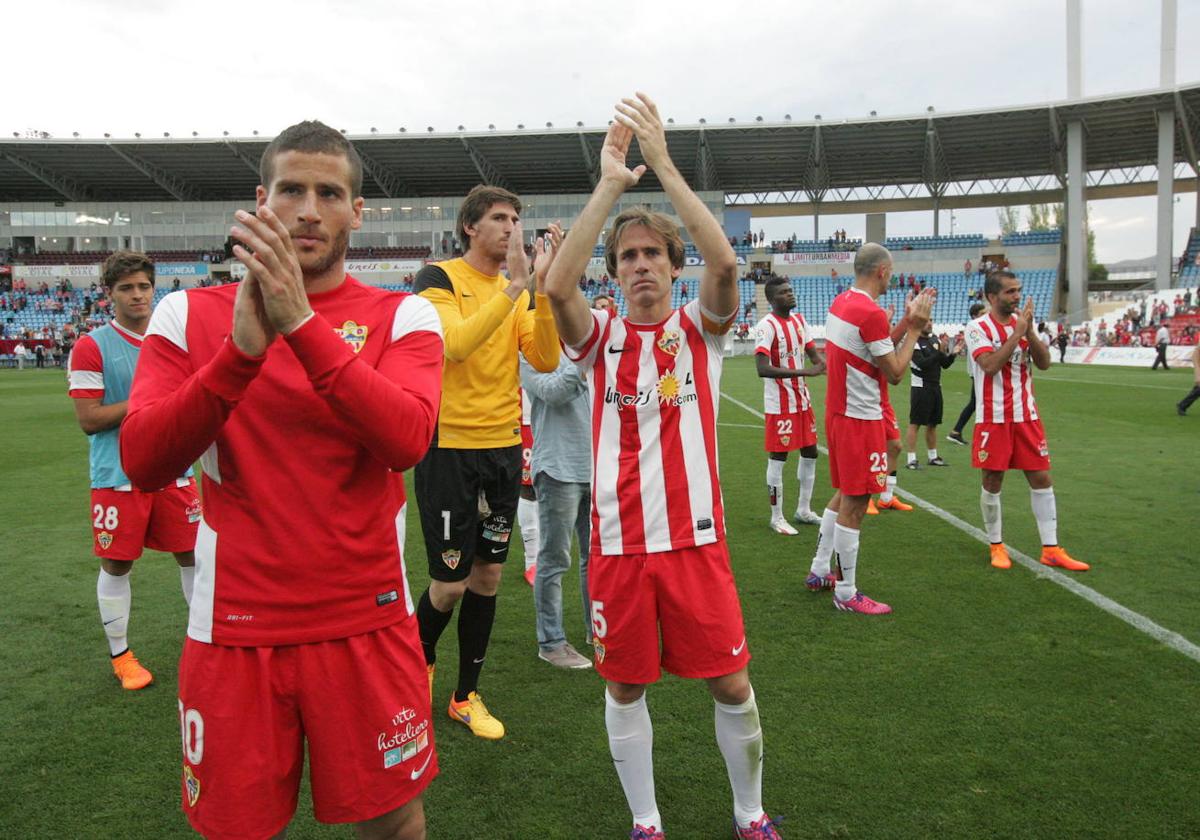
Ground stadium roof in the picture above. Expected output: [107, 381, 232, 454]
[1, 85, 1198, 204]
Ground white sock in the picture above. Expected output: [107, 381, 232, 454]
[833, 523, 860, 601]
[906, 451, 917, 465]
[180, 566, 195, 605]
[1030, 487, 1058, 546]
[810, 508, 838, 576]
[981, 489, 1003, 544]
[97, 569, 131, 657]
[879, 473, 897, 503]
[795, 456, 817, 515]
[517, 496, 539, 569]
[766, 459, 784, 520]
[927, 448, 938, 461]
[605, 690, 661, 833]
[714, 687, 766, 829]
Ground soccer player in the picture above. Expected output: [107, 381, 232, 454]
[965, 271, 1086, 571]
[68, 250, 200, 690]
[753, 275, 825, 533]
[1177, 344, 1200, 415]
[412, 191, 560, 740]
[807, 246, 934, 615]
[544, 93, 781, 840]
[121, 121, 444, 839]
[903, 322, 961, 469]
[947, 302, 987, 446]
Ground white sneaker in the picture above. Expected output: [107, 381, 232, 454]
[793, 509, 822, 525]
[538, 643, 593, 670]
[769, 517, 799, 535]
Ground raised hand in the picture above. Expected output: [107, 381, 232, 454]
[908, 288, 935, 331]
[614, 92, 670, 172]
[532, 222, 564, 290]
[231, 272, 276, 357]
[230, 206, 312, 334]
[599, 121, 647, 189]
[504, 220, 531, 297]
[1013, 298, 1034, 336]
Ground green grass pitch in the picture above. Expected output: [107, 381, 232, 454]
[1, 358, 1197, 838]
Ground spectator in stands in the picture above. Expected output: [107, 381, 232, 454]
[964, 259, 972, 277]
[1152, 323, 1171, 370]
[14, 341, 27, 369]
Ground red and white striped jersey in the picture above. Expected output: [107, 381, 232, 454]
[823, 288, 894, 420]
[966, 314, 1039, 423]
[565, 299, 733, 556]
[754, 312, 815, 414]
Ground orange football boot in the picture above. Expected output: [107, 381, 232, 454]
[866, 498, 880, 515]
[876, 496, 913, 512]
[989, 543, 1011, 569]
[1040, 546, 1089, 572]
[111, 650, 153, 690]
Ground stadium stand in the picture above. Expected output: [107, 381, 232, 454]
[1177, 227, 1199, 288]
[1002, 230, 1063, 246]
[884, 234, 988, 251]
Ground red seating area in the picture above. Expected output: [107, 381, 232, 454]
[1138, 313, 1200, 345]
[345, 246, 430, 260]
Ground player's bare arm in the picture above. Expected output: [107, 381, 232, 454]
[1022, 301, 1051, 370]
[755, 354, 824, 379]
[875, 290, 933, 384]
[230, 206, 314, 335]
[72, 398, 127, 435]
[615, 92, 738, 320]
[975, 302, 1031, 376]
[545, 122, 643, 346]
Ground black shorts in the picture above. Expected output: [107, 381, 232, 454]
[909, 385, 944, 426]
[414, 444, 522, 582]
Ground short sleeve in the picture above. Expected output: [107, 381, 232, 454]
[67, 334, 104, 397]
[563, 308, 611, 372]
[966, 321, 993, 360]
[752, 317, 772, 356]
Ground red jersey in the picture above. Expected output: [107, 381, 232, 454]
[823, 288, 894, 420]
[565, 299, 733, 556]
[122, 277, 444, 646]
[965, 313, 1039, 423]
[753, 312, 815, 414]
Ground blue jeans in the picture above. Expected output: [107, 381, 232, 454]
[532, 473, 591, 651]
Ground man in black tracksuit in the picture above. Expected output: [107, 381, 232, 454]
[905, 323, 960, 469]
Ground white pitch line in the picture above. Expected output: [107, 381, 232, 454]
[1034, 374, 1185, 391]
[718, 422, 763, 429]
[719, 390, 1200, 664]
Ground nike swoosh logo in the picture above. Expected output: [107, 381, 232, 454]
[472, 657, 486, 664]
[410, 750, 434, 780]
[490, 547, 505, 554]
[607, 346, 628, 354]
[731, 638, 746, 656]
[103, 618, 121, 626]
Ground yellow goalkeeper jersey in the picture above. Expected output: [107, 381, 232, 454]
[415, 258, 560, 449]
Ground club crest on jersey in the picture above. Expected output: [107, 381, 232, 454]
[183, 765, 201, 808]
[593, 638, 606, 663]
[780, 435, 791, 447]
[185, 499, 202, 524]
[656, 330, 681, 357]
[335, 320, 369, 354]
[441, 549, 461, 570]
[875, 473, 887, 488]
[978, 450, 989, 463]
[1038, 441, 1049, 457]
[97, 531, 114, 550]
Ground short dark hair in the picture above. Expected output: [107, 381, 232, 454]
[764, 275, 790, 301]
[457, 184, 522, 253]
[969, 302, 986, 318]
[604, 207, 685, 278]
[984, 270, 1018, 299]
[260, 120, 363, 197]
[101, 250, 155, 289]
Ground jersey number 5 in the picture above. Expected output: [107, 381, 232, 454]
[591, 601, 607, 640]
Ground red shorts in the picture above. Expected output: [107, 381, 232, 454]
[972, 420, 1051, 471]
[764, 408, 817, 452]
[881, 402, 900, 442]
[178, 619, 436, 839]
[588, 540, 750, 684]
[826, 414, 889, 497]
[520, 424, 534, 487]
[90, 478, 200, 561]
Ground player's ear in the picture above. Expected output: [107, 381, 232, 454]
[351, 197, 364, 231]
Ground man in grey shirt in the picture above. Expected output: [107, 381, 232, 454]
[519, 342, 594, 669]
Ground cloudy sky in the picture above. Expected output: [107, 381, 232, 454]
[6, 0, 1199, 263]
